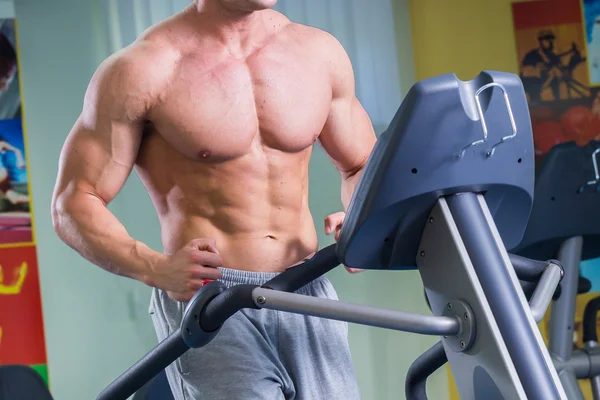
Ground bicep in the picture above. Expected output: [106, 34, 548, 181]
[54, 57, 147, 206]
[316, 32, 377, 176]
[318, 97, 376, 177]
[55, 116, 142, 206]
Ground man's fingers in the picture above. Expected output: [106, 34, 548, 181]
[324, 212, 345, 234]
[190, 250, 223, 268]
[189, 238, 220, 254]
[189, 265, 222, 280]
[345, 266, 364, 274]
[187, 278, 211, 291]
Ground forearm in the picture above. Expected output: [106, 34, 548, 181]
[52, 191, 163, 284]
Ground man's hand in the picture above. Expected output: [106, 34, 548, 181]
[324, 211, 345, 241]
[324, 212, 362, 274]
[150, 238, 223, 302]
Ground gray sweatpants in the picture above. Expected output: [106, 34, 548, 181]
[149, 267, 361, 400]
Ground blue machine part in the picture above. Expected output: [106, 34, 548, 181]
[337, 71, 535, 270]
[514, 141, 600, 262]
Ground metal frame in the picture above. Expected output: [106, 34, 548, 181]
[530, 262, 563, 322]
[549, 237, 586, 400]
[251, 288, 460, 336]
[417, 194, 565, 400]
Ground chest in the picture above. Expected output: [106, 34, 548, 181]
[149, 47, 332, 160]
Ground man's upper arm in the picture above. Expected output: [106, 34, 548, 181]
[53, 43, 169, 207]
[317, 33, 377, 179]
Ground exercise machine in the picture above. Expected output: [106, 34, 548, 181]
[584, 295, 600, 400]
[514, 140, 600, 399]
[97, 71, 570, 400]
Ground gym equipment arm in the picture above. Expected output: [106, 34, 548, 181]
[96, 333, 188, 400]
[260, 243, 339, 292]
[528, 261, 563, 322]
[199, 284, 258, 333]
[405, 341, 447, 400]
[510, 254, 564, 282]
[252, 287, 460, 336]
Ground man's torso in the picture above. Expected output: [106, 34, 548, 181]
[133, 10, 335, 272]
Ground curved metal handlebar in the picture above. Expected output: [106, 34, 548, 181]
[458, 82, 517, 159]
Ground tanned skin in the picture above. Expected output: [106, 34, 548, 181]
[52, 0, 376, 302]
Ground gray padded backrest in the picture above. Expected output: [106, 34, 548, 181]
[514, 140, 600, 261]
[337, 71, 535, 270]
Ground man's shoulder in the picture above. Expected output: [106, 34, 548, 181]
[100, 36, 180, 94]
[285, 22, 342, 48]
[282, 23, 347, 67]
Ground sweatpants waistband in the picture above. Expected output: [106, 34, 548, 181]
[218, 267, 329, 292]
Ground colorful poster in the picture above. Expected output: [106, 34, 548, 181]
[0, 12, 48, 389]
[0, 18, 31, 246]
[513, 0, 600, 163]
[0, 245, 47, 382]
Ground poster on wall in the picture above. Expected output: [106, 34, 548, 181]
[513, 0, 598, 160]
[0, 6, 49, 389]
[0, 18, 31, 246]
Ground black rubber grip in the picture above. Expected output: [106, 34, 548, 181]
[200, 284, 258, 333]
[583, 296, 600, 343]
[262, 243, 340, 292]
[96, 332, 188, 400]
[405, 341, 447, 400]
[509, 254, 563, 282]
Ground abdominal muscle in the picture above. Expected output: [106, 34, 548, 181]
[136, 134, 321, 273]
[165, 213, 319, 273]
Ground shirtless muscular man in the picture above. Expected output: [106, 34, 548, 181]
[52, 0, 377, 398]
